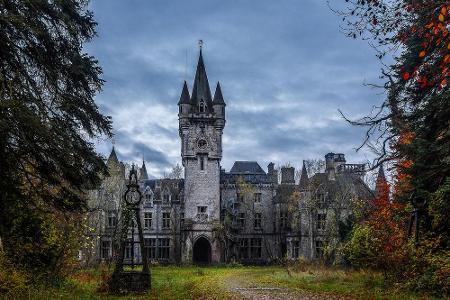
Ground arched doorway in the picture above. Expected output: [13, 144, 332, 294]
[193, 236, 211, 264]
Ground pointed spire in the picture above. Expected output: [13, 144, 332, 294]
[139, 159, 149, 180]
[178, 81, 191, 105]
[107, 146, 119, 165]
[191, 49, 212, 110]
[375, 164, 388, 198]
[213, 82, 225, 105]
[299, 160, 309, 190]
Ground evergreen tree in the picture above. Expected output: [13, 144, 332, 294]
[0, 0, 111, 279]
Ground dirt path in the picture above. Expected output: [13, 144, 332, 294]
[225, 272, 355, 300]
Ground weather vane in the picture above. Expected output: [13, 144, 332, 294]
[198, 39, 203, 49]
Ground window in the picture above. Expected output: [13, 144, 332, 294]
[162, 212, 171, 229]
[124, 241, 133, 259]
[254, 193, 261, 203]
[158, 238, 170, 259]
[238, 238, 249, 259]
[199, 155, 206, 171]
[144, 212, 152, 229]
[145, 193, 152, 203]
[199, 100, 206, 113]
[317, 193, 326, 209]
[237, 193, 244, 203]
[101, 241, 111, 259]
[250, 238, 262, 259]
[237, 212, 245, 229]
[280, 212, 288, 230]
[315, 240, 324, 257]
[292, 241, 300, 258]
[317, 213, 326, 230]
[254, 213, 262, 229]
[107, 212, 117, 228]
[163, 193, 170, 203]
[144, 238, 157, 260]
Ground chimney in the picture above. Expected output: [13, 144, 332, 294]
[267, 162, 278, 184]
[281, 167, 295, 184]
[325, 153, 346, 180]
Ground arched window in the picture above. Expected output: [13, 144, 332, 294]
[199, 99, 206, 113]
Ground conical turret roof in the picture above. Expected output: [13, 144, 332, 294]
[191, 50, 212, 109]
[178, 81, 191, 105]
[107, 146, 119, 165]
[213, 82, 225, 105]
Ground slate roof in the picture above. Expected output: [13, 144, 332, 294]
[190, 50, 213, 110]
[213, 82, 225, 105]
[229, 161, 266, 175]
[178, 81, 191, 105]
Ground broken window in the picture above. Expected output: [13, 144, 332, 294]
[144, 212, 152, 229]
[162, 212, 171, 229]
[317, 213, 326, 230]
[254, 192, 261, 203]
[250, 238, 262, 259]
[144, 238, 157, 260]
[254, 213, 262, 229]
[238, 238, 249, 259]
[158, 238, 170, 259]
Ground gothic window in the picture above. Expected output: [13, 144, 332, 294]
[292, 241, 300, 258]
[124, 240, 133, 259]
[101, 241, 111, 259]
[144, 212, 152, 229]
[200, 155, 204, 170]
[107, 212, 117, 228]
[237, 212, 245, 229]
[158, 238, 170, 259]
[238, 238, 249, 259]
[199, 99, 206, 113]
[315, 240, 324, 257]
[254, 213, 262, 229]
[254, 193, 261, 203]
[162, 212, 171, 229]
[250, 238, 262, 259]
[317, 213, 326, 230]
[144, 238, 157, 260]
[317, 192, 326, 209]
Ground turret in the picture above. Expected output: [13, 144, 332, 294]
[213, 82, 226, 121]
[178, 81, 191, 117]
[190, 49, 213, 114]
[375, 164, 387, 198]
[139, 159, 149, 181]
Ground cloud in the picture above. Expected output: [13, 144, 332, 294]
[87, 0, 386, 178]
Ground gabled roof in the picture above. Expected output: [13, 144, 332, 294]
[229, 161, 266, 175]
[190, 50, 213, 108]
[213, 82, 225, 105]
[178, 81, 191, 105]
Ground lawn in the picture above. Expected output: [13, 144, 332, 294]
[22, 265, 438, 299]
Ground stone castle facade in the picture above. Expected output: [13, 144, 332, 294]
[83, 50, 381, 265]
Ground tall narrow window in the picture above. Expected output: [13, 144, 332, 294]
[144, 238, 157, 260]
[144, 212, 152, 229]
[101, 241, 111, 259]
[254, 193, 261, 203]
[107, 212, 117, 228]
[238, 238, 249, 259]
[250, 238, 262, 259]
[280, 212, 287, 230]
[124, 241, 133, 259]
[200, 155, 204, 170]
[317, 213, 326, 230]
[254, 213, 262, 229]
[199, 100, 206, 113]
[162, 212, 171, 229]
[158, 238, 170, 259]
[315, 240, 324, 257]
[237, 212, 246, 229]
[293, 241, 300, 258]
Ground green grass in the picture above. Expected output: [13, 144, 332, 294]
[9, 265, 441, 299]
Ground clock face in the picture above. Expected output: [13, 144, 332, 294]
[197, 138, 207, 150]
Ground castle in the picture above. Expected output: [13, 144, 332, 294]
[83, 50, 382, 265]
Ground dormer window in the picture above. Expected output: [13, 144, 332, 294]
[199, 99, 206, 113]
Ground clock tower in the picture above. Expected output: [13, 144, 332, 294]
[178, 49, 226, 263]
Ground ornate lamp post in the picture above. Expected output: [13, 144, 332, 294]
[111, 164, 150, 293]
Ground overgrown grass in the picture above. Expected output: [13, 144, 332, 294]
[5, 265, 442, 299]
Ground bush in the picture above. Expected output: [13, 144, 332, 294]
[343, 224, 382, 269]
[0, 250, 29, 296]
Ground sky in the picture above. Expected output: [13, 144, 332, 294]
[86, 0, 387, 179]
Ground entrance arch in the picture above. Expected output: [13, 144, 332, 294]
[193, 236, 211, 264]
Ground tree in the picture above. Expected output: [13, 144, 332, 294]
[0, 0, 111, 281]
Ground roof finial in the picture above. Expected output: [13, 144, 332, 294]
[198, 39, 203, 49]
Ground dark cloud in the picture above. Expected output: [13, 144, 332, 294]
[87, 0, 386, 177]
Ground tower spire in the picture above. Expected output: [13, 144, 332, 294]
[299, 160, 309, 190]
[190, 47, 212, 111]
